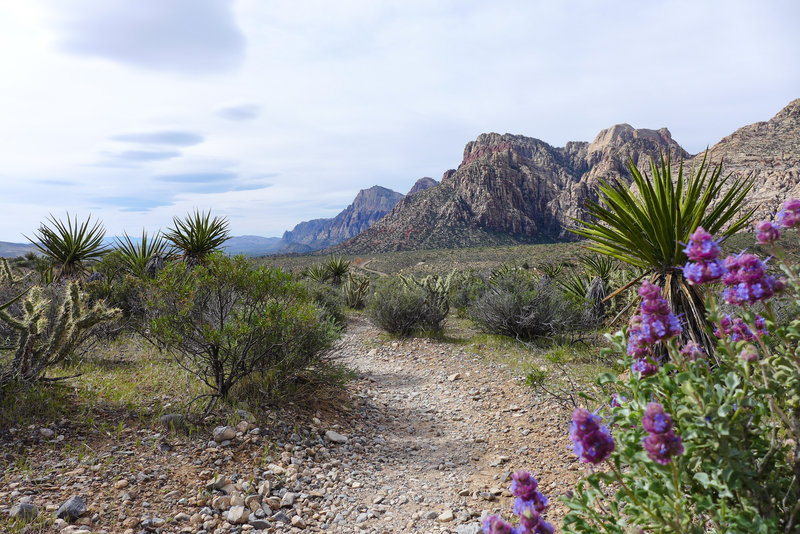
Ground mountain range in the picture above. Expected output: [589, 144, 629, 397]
[335, 99, 800, 253]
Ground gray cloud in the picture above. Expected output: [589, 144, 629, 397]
[218, 103, 261, 121]
[111, 131, 204, 146]
[93, 196, 173, 212]
[113, 150, 182, 162]
[154, 172, 273, 194]
[52, 0, 245, 74]
[156, 172, 237, 184]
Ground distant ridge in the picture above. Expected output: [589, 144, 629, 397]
[334, 100, 800, 253]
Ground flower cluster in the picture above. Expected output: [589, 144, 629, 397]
[683, 226, 726, 285]
[756, 220, 781, 244]
[570, 408, 614, 464]
[642, 403, 684, 465]
[722, 253, 779, 305]
[777, 198, 800, 229]
[627, 280, 682, 374]
[679, 341, 704, 361]
[714, 313, 767, 342]
[483, 471, 553, 534]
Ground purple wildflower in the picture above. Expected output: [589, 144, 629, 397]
[642, 403, 673, 434]
[683, 226, 721, 261]
[682, 227, 727, 285]
[778, 198, 800, 229]
[679, 342, 704, 361]
[483, 515, 519, 534]
[631, 357, 659, 377]
[715, 314, 766, 342]
[570, 408, 614, 464]
[641, 403, 684, 465]
[626, 281, 681, 374]
[756, 220, 781, 244]
[510, 471, 539, 502]
[611, 394, 627, 407]
[722, 253, 777, 306]
[739, 344, 759, 362]
[513, 494, 549, 517]
[643, 431, 685, 465]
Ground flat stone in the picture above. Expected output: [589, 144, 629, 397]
[228, 505, 249, 525]
[447, 373, 462, 381]
[160, 413, 186, 431]
[291, 515, 306, 528]
[212, 426, 236, 442]
[437, 510, 455, 522]
[325, 430, 348, 444]
[56, 495, 86, 520]
[456, 524, 483, 534]
[206, 475, 227, 491]
[9, 501, 37, 522]
[280, 492, 296, 507]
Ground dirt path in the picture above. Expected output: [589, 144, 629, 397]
[0, 316, 587, 533]
[353, 260, 386, 277]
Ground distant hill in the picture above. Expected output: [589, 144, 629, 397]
[334, 99, 800, 253]
[222, 235, 283, 256]
[0, 241, 36, 258]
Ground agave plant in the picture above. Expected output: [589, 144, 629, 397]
[25, 213, 108, 280]
[164, 210, 230, 264]
[537, 261, 564, 278]
[115, 229, 172, 277]
[572, 152, 754, 355]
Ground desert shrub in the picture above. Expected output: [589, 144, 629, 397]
[164, 209, 230, 264]
[323, 255, 350, 285]
[305, 281, 347, 328]
[367, 276, 448, 335]
[561, 215, 800, 532]
[25, 212, 108, 280]
[144, 253, 338, 412]
[448, 269, 487, 316]
[341, 272, 370, 309]
[114, 229, 173, 277]
[470, 268, 584, 340]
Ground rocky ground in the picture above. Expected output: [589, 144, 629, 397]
[1, 316, 588, 533]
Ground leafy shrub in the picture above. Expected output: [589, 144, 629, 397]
[470, 268, 584, 340]
[562, 216, 800, 532]
[305, 281, 347, 328]
[367, 276, 448, 335]
[448, 269, 487, 316]
[144, 254, 338, 412]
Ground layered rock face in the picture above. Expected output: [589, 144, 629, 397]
[407, 177, 439, 195]
[282, 185, 404, 251]
[338, 100, 800, 253]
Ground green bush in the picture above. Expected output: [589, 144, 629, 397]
[367, 276, 448, 335]
[305, 281, 347, 328]
[470, 267, 585, 340]
[341, 273, 370, 309]
[144, 254, 338, 411]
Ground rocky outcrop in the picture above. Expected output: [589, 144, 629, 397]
[407, 177, 438, 196]
[281, 186, 404, 251]
[337, 100, 800, 253]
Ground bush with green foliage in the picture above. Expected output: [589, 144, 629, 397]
[470, 266, 585, 340]
[25, 213, 108, 280]
[305, 281, 347, 328]
[367, 276, 448, 335]
[114, 229, 172, 277]
[164, 209, 230, 264]
[561, 218, 800, 532]
[144, 254, 338, 412]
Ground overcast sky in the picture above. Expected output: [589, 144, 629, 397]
[0, 1, 798, 241]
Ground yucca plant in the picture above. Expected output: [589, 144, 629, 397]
[341, 272, 370, 309]
[114, 229, 173, 277]
[323, 255, 350, 286]
[304, 263, 331, 283]
[538, 261, 564, 278]
[25, 213, 108, 281]
[572, 152, 754, 356]
[164, 210, 230, 264]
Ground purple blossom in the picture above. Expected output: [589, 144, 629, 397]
[722, 254, 777, 306]
[627, 281, 682, 366]
[642, 403, 673, 434]
[715, 314, 766, 342]
[739, 344, 759, 362]
[778, 198, 800, 229]
[643, 431, 685, 465]
[641, 404, 684, 465]
[683, 226, 721, 261]
[483, 516, 519, 534]
[679, 342, 704, 361]
[570, 408, 614, 464]
[631, 357, 659, 377]
[510, 471, 538, 501]
[756, 220, 781, 244]
[513, 494, 548, 517]
[683, 258, 726, 285]
[611, 394, 627, 407]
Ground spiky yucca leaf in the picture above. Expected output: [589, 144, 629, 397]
[115, 229, 172, 277]
[25, 213, 108, 280]
[164, 210, 230, 263]
[571, 152, 755, 357]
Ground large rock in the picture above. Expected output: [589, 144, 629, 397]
[9, 501, 37, 522]
[56, 495, 86, 520]
[212, 426, 236, 442]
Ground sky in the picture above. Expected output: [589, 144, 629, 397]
[0, 0, 798, 242]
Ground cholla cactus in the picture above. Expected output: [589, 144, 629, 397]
[0, 281, 120, 383]
[400, 271, 454, 316]
[0, 258, 29, 285]
[341, 273, 370, 309]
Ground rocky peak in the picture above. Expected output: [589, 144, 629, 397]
[350, 185, 402, 211]
[460, 133, 553, 166]
[408, 177, 439, 195]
